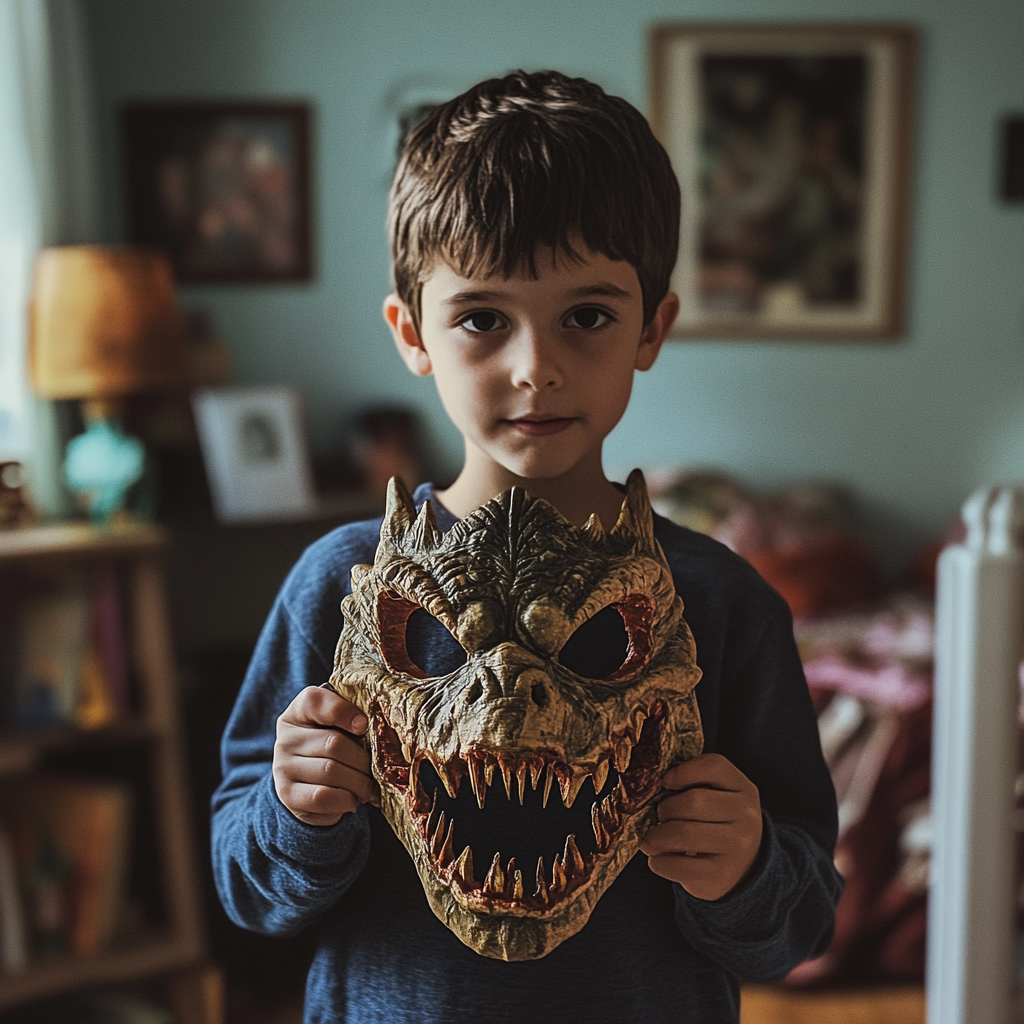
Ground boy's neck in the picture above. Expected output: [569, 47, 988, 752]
[435, 449, 627, 530]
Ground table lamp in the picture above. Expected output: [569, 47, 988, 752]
[29, 245, 188, 523]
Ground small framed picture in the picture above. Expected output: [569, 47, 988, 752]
[650, 23, 916, 339]
[192, 386, 318, 524]
[121, 102, 313, 283]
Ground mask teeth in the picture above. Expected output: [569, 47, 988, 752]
[433, 756, 459, 798]
[400, 740, 414, 764]
[613, 733, 634, 773]
[516, 763, 529, 804]
[564, 834, 584, 877]
[542, 764, 555, 808]
[551, 852, 567, 893]
[534, 857, 549, 904]
[467, 755, 487, 809]
[591, 803, 607, 851]
[511, 868, 524, 902]
[452, 845, 476, 889]
[438, 819, 455, 870]
[529, 759, 543, 790]
[630, 706, 648, 738]
[504, 857, 517, 899]
[430, 810, 447, 859]
[483, 852, 505, 896]
[556, 766, 586, 808]
[592, 759, 610, 796]
[499, 759, 514, 800]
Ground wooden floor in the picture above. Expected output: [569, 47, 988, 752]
[741, 985, 926, 1024]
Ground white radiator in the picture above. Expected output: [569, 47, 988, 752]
[929, 487, 1024, 1024]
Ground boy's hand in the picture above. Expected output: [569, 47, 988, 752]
[273, 685, 376, 826]
[640, 753, 763, 901]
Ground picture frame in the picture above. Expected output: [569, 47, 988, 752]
[649, 23, 916, 339]
[192, 385, 318, 524]
[121, 102, 313, 283]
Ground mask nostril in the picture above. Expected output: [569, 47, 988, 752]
[530, 681, 549, 708]
[466, 678, 483, 704]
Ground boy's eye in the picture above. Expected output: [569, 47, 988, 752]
[460, 310, 505, 333]
[564, 306, 611, 330]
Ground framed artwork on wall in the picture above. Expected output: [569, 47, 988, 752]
[649, 24, 916, 339]
[192, 385, 318, 523]
[121, 102, 313, 283]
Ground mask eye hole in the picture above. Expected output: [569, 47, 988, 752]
[377, 592, 467, 679]
[557, 596, 653, 681]
[406, 607, 468, 676]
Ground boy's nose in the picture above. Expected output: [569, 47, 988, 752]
[509, 330, 563, 391]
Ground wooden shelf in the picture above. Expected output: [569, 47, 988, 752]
[0, 521, 167, 562]
[0, 932, 200, 1010]
[0, 522, 216, 1020]
[0, 719, 157, 779]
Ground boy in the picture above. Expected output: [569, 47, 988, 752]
[212, 70, 841, 1023]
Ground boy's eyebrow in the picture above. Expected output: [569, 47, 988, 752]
[443, 290, 506, 306]
[566, 283, 634, 301]
[443, 282, 635, 306]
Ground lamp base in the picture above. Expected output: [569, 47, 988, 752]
[64, 414, 146, 525]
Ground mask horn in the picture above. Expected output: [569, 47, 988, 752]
[610, 469, 656, 551]
[407, 497, 442, 552]
[380, 476, 418, 551]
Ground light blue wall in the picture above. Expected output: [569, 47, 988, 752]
[85, 0, 1023, 572]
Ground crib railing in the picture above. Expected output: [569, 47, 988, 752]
[930, 487, 1024, 1024]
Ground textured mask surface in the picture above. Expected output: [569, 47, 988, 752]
[328, 470, 703, 960]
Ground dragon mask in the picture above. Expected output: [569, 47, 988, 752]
[328, 470, 703, 960]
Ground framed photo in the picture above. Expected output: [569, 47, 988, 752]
[121, 102, 312, 283]
[650, 24, 916, 339]
[192, 386, 317, 524]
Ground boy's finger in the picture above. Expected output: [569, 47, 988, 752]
[275, 753, 377, 806]
[646, 852, 723, 891]
[281, 685, 368, 735]
[641, 819, 729, 858]
[277, 721, 371, 773]
[277, 780, 363, 825]
[656, 787, 736, 824]
[662, 752, 750, 792]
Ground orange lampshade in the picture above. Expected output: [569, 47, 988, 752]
[29, 245, 188, 400]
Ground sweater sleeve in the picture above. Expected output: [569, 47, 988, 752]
[672, 592, 843, 980]
[210, 534, 374, 936]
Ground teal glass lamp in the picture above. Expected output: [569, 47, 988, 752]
[29, 246, 188, 524]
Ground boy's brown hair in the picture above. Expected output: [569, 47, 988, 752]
[388, 70, 680, 329]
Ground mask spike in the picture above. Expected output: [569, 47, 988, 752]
[408, 498, 442, 551]
[381, 476, 417, 546]
[580, 512, 606, 544]
[609, 469, 656, 551]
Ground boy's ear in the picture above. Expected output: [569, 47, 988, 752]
[383, 293, 432, 377]
[635, 291, 679, 372]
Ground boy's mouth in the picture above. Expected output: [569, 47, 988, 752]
[507, 417, 577, 436]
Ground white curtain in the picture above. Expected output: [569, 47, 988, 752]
[0, 0, 99, 518]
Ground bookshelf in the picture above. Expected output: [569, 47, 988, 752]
[0, 522, 218, 1022]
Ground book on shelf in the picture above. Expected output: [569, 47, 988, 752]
[5, 563, 132, 732]
[0, 823, 27, 974]
[2, 775, 134, 958]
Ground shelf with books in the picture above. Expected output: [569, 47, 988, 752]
[0, 522, 215, 1020]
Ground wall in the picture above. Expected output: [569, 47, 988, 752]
[85, 0, 1024, 574]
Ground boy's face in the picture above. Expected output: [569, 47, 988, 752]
[387, 248, 672, 486]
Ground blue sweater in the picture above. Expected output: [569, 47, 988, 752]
[212, 484, 842, 1024]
